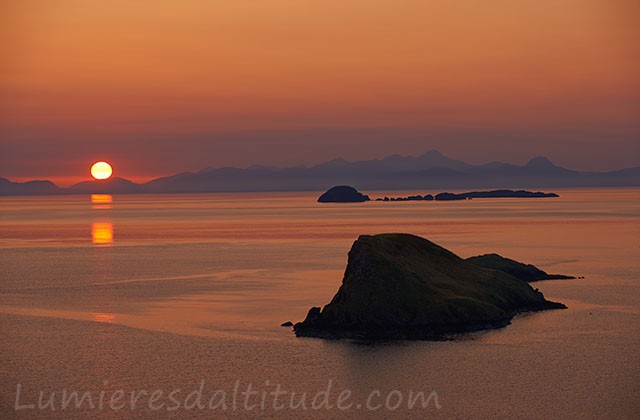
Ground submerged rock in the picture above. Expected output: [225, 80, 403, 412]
[317, 186, 370, 203]
[294, 234, 565, 340]
[466, 253, 575, 282]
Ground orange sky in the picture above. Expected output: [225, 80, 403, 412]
[1, 0, 639, 185]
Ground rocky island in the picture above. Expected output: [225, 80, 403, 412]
[434, 190, 559, 201]
[319, 187, 559, 203]
[294, 233, 566, 340]
[317, 185, 370, 202]
[375, 194, 434, 201]
[466, 253, 575, 282]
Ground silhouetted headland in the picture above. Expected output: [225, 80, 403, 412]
[294, 233, 566, 340]
[466, 253, 575, 282]
[317, 186, 370, 203]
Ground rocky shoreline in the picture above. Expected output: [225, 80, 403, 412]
[293, 234, 568, 340]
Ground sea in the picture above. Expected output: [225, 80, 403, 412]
[1, 188, 638, 419]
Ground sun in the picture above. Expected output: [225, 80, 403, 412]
[90, 161, 113, 180]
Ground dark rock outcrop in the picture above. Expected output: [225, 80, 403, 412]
[317, 186, 370, 203]
[376, 194, 434, 201]
[434, 190, 558, 201]
[466, 253, 575, 282]
[294, 234, 565, 340]
[435, 192, 467, 201]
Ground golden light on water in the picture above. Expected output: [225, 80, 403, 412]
[92, 313, 116, 323]
[92, 222, 113, 245]
[91, 194, 113, 209]
[90, 161, 113, 180]
[91, 194, 112, 204]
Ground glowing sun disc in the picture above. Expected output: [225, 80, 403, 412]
[91, 161, 113, 180]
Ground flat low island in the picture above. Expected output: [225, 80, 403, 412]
[317, 186, 559, 202]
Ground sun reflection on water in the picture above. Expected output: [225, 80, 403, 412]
[92, 222, 113, 245]
[91, 194, 113, 209]
[92, 312, 116, 323]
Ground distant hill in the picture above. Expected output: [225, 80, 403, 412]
[0, 177, 61, 195]
[140, 150, 640, 192]
[1, 150, 639, 195]
[66, 177, 142, 194]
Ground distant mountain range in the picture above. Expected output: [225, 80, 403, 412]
[2, 150, 639, 195]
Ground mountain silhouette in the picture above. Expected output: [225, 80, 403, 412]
[0, 177, 61, 195]
[525, 156, 557, 169]
[1, 150, 639, 195]
[67, 177, 142, 194]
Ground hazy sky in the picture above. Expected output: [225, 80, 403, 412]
[1, 0, 639, 185]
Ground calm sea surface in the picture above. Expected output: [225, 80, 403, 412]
[1, 188, 639, 418]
